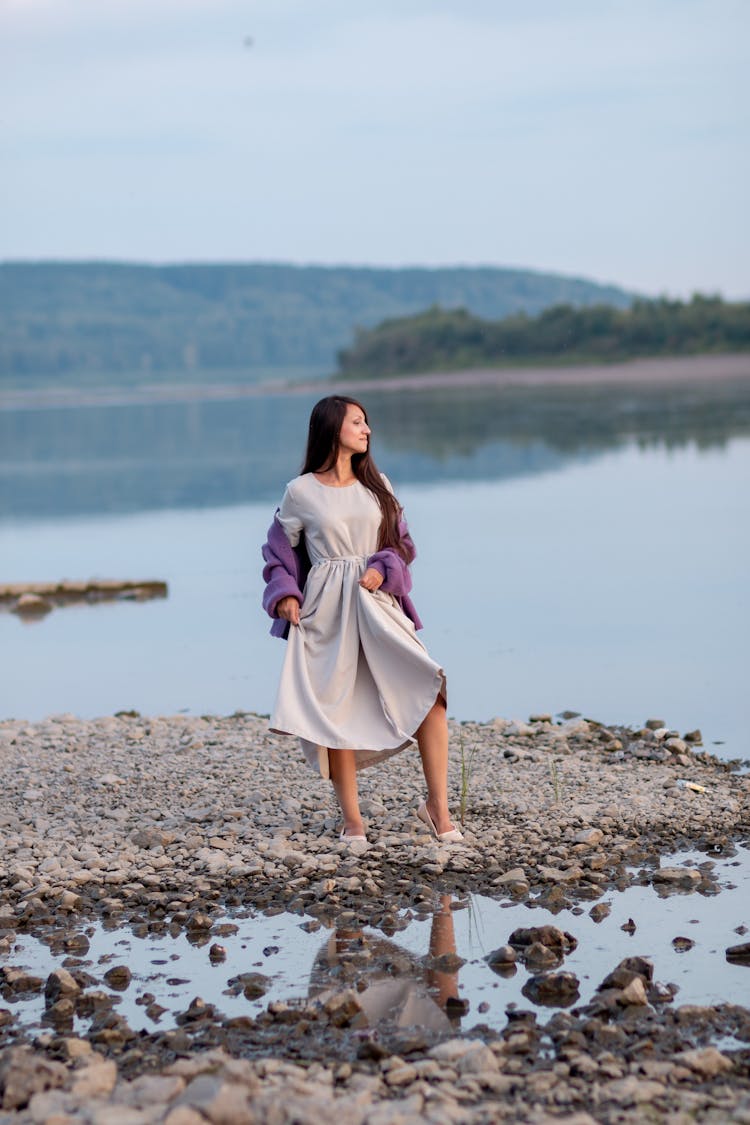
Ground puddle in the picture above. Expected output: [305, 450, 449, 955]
[2, 847, 749, 1038]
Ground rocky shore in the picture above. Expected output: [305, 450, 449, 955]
[1, 711, 749, 1123]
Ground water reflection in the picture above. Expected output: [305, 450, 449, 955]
[1, 377, 749, 520]
[309, 895, 464, 1031]
[2, 848, 749, 1039]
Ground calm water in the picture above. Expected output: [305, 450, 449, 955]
[5, 846, 750, 1035]
[1, 379, 749, 760]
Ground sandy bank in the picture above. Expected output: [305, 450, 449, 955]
[1, 352, 749, 412]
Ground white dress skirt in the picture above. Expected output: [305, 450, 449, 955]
[269, 472, 447, 777]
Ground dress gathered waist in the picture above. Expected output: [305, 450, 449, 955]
[310, 554, 367, 566]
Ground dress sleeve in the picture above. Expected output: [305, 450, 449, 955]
[276, 483, 304, 548]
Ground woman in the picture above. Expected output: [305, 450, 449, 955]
[262, 395, 462, 845]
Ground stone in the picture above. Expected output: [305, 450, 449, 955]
[507, 925, 577, 953]
[589, 903, 611, 923]
[523, 941, 562, 969]
[674, 1047, 733, 1077]
[672, 936, 695, 952]
[619, 976, 649, 1006]
[119, 1074, 187, 1108]
[456, 1044, 499, 1075]
[164, 1109, 207, 1125]
[103, 965, 132, 990]
[173, 1075, 254, 1124]
[0, 1047, 67, 1111]
[45, 969, 81, 1005]
[522, 971, 580, 1007]
[574, 828, 604, 846]
[70, 1058, 118, 1099]
[485, 945, 516, 966]
[323, 989, 363, 1027]
[1, 967, 45, 995]
[13, 592, 52, 615]
[598, 957, 654, 991]
[492, 867, 526, 885]
[726, 942, 750, 963]
[653, 867, 701, 886]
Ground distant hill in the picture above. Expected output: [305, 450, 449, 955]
[0, 261, 633, 385]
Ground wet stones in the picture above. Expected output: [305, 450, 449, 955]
[522, 971, 581, 1007]
[726, 941, 750, 964]
[485, 944, 517, 969]
[653, 866, 702, 888]
[507, 924, 578, 968]
[323, 989, 364, 1027]
[44, 968, 81, 1005]
[103, 964, 132, 990]
[0, 967, 44, 997]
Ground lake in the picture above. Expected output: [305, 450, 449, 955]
[1, 375, 749, 761]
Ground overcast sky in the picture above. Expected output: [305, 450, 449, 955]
[2, 0, 748, 297]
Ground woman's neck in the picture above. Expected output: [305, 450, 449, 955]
[315, 454, 356, 486]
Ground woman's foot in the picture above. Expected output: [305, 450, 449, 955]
[417, 801, 464, 843]
[339, 823, 367, 843]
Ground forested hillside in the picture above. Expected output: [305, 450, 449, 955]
[336, 297, 750, 377]
[0, 262, 632, 384]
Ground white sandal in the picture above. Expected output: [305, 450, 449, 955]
[339, 828, 367, 843]
[417, 801, 464, 843]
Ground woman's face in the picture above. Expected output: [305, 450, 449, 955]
[338, 403, 371, 456]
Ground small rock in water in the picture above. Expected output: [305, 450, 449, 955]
[103, 965, 132, 991]
[653, 867, 701, 887]
[725, 942, 750, 964]
[590, 903, 611, 923]
[13, 592, 53, 616]
[621, 917, 637, 934]
[522, 971, 580, 1007]
[508, 925, 577, 953]
[209, 943, 227, 963]
[486, 945, 517, 967]
[672, 936, 695, 952]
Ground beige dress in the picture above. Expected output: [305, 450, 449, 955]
[270, 472, 446, 776]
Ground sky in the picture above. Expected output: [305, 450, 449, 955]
[1, 0, 748, 298]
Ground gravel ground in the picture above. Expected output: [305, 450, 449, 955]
[1, 710, 749, 1123]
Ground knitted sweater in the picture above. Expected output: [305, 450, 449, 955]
[261, 512, 423, 639]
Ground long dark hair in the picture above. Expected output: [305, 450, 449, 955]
[301, 396, 409, 561]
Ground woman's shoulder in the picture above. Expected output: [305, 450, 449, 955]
[284, 472, 316, 494]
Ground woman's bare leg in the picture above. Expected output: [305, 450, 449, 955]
[416, 697, 457, 835]
[328, 748, 366, 837]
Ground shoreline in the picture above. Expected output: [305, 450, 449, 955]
[1, 351, 749, 412]
[1, 711, 749, 1121]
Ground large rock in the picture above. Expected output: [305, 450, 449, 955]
[674, 1047, 733, 1077]
[70, 1057, 117, 1099]
[598, 956, 654, 991]
[653, 867, 701, 887]
[45, 968, 81, 1006]
[0, 1047, 67, 1111]
[173, 1075, 255, 1124]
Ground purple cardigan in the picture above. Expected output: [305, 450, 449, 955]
[261, 512, 423, 638]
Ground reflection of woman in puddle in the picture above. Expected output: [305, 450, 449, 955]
[262, 396, 463, 844]
[309, 896, 463, 1031]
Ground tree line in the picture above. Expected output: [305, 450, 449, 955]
[336, 296, 750, 377]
